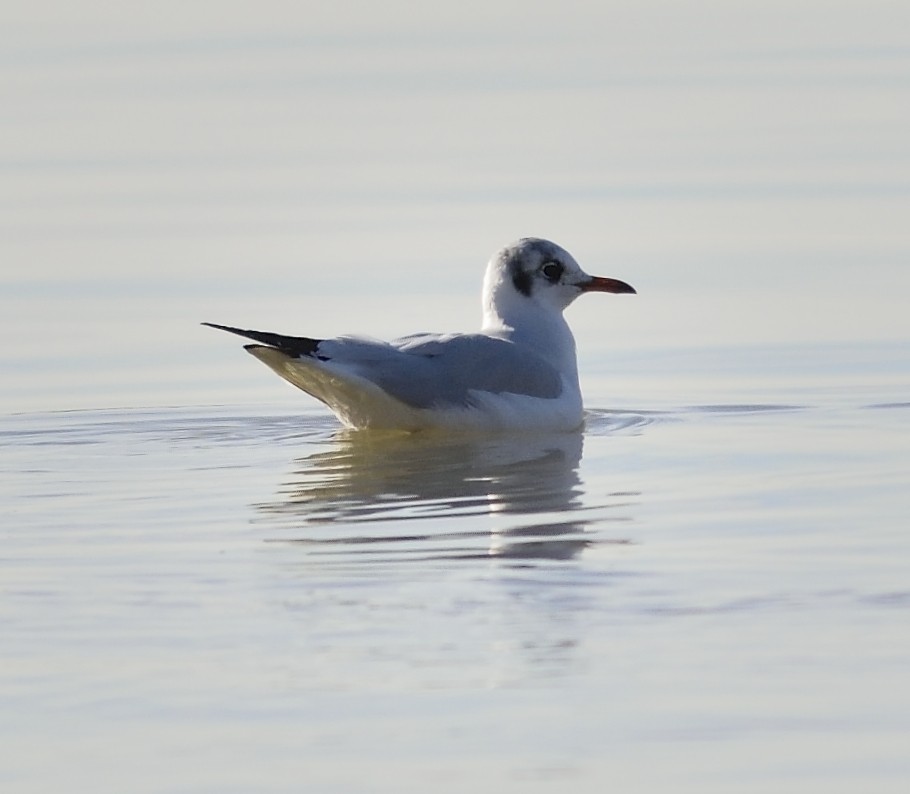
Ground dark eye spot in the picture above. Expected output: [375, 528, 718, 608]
[509, 260, 532, 297]
[541, 262, 563, 283]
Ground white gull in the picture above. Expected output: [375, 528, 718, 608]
[204, 237, 635, 431]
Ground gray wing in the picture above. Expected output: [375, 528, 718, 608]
[318, 333, 563, 409]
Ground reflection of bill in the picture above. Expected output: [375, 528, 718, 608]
[255, 431, 636, 563]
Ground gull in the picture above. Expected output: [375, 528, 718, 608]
[204, 237, 635, 431]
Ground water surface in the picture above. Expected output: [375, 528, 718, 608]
[3, 383, 909, 791]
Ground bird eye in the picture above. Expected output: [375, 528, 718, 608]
[541, 262, 563, 282]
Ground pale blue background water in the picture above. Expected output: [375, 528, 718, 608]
[2, 2, 909, 792]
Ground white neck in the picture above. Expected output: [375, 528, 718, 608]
[482, 292, 579, 381]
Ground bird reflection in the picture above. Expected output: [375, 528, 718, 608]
[255, 430, 635, 563]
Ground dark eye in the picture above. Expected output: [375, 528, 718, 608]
[541, 262, 563, 282]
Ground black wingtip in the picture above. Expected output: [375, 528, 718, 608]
[202, 322, 322, 358]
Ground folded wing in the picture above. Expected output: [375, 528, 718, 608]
[206, 322, 563, 410]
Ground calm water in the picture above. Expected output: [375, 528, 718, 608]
[3, 387, 909, 791]
[3, 2, 910, 792]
